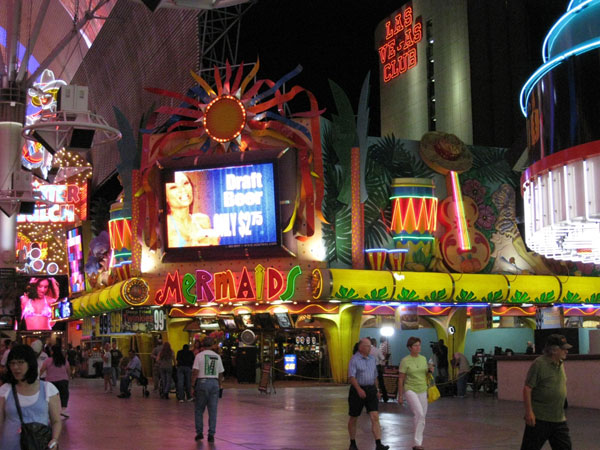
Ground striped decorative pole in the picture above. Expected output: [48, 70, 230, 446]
[351, 146, 364, 269]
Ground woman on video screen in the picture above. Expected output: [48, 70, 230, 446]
[166, 172, 220, 247]
[20, 277, 58, 330]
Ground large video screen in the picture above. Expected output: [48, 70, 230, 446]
[67, 227, 85, 294]
[19, 275, 68, 331]
[164, 163, 277, 249]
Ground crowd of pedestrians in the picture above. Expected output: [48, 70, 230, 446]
[346, 333, 573, 450]
[0, 332, 573, 449]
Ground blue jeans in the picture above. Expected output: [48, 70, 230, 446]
[111, 366, 120, 386]
[195, 378, 220, 436]
[177, 366, 192, 400]
[159, 367, 172, 397]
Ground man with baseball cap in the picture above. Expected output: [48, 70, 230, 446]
[191, 337, 224, 443]
[521, 334, 572, 450]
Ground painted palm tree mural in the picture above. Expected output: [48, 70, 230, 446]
[320, 80, 600, 276]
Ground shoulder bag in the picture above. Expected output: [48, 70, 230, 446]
[426, 373, 441, 403]
[11, 384, 53, 450]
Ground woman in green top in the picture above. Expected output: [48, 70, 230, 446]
[398, 337, 433, 450]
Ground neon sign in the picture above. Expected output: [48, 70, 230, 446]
[17, 182, 88, 223]
[378, 3, 423, 83]
[154, 265, 302, 305]
[67, 227, 85, 294]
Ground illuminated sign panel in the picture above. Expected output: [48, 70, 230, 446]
[154, 265, 302, 305]
[284, 354, 297, 375]
[67, 227, 85, 294]
[165, 163, 277, 248]
[378, 3, 423, 83]
[17, 181, 88, 223]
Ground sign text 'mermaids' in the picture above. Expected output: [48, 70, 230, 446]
[154, 265, 302, 305]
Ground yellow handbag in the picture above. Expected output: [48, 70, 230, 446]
[427, 373, 440, 403]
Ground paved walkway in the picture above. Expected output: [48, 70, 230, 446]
[57, 377, 598, 449]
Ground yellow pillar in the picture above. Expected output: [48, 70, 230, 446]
[167, 319, 190, 355]
[423, 307, 468, 373]
[315, 303, 364, 383]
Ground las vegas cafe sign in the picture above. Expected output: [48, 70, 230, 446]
[378, 3, 423, 83]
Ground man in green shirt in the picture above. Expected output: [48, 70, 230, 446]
[521, 334, 572, 450]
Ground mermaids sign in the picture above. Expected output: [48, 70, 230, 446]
[154, 265, 302, 305]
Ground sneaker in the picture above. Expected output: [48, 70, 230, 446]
[60, 411, 70, 419]
[195, 433, 203, 441]
[208, 435, 215, 443]
[349, 443, 358, 450]
[178, 399, 184, 403]
[186, 397, 194, 402]
[376, 444, 389, 450]
[117, 393, 130, 399]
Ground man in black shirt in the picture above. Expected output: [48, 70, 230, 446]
[110, 342, 123, 387]
[176, 344, 195, 402]
[437, 339, 449, 382]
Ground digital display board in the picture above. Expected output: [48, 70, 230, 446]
[219, 314, 237, 330]
[165, 163, 277, 248]
[19, 275, 68, 330]
[67, 227, 85, 294]
[275, 312, 293, 329]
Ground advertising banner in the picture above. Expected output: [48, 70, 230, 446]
[121, 307, 166, 333]
[397, 305, 419, 330]
[470, 306, 492, 331]
[536, 307, 564, 329]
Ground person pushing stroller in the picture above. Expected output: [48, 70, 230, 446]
[118, 349, 145, 398]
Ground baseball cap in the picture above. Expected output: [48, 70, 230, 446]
[545, 334, 572, 350]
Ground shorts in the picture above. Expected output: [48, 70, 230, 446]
[103, 367, 112, 376]
[348, 385, 378, 417]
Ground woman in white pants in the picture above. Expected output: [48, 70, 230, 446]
[398, 337, 433, 450]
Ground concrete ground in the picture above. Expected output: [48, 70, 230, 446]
[56, 377, 599, 449]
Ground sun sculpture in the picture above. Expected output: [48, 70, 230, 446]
[139, 61, 325, 250]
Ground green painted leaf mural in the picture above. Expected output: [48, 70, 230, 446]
[334, 285, 359, 300]
[425, 288, 447, 302]
[455, 289, 477, 302]
[482, 290, 503, 303]
[509, 290, 531, 303]
[364, 287, 389, 300]
[396, 287, 419, 302]
[535, 291, 555, 304]
[587, 293, 600, 303]
[565, 291, 581, 303]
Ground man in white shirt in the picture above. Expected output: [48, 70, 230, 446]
[370, 338, 388, 402]
[191, 337, 224, 443]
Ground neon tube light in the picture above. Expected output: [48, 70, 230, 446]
[542, 0, 597, 62]
[520, 37, 600, 116]
[449, 171, 471, 250]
